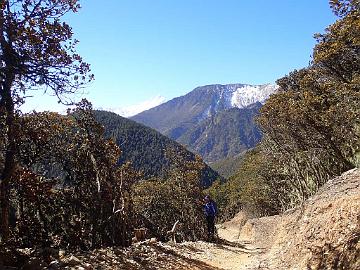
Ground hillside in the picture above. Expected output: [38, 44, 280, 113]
[209, 151, 247, 178]
[178, 104, 261, 163]
[94, 110, 220, 187]
[217, 168, 360, 269]
[131, 83, 277, 162]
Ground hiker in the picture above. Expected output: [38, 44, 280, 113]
[203, 195, 217, 241]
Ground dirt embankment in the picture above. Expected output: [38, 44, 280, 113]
[218, 168, 360, 270]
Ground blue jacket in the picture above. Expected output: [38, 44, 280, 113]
[204, 200, 217, 217]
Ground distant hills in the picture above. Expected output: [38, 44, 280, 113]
[94, 110, 220, 187]
[131, 83, 277, 162]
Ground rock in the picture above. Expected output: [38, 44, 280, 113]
[149, 238, 157, 244]
[59, 249, 66, 259]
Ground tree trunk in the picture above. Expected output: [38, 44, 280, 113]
[0, 0, 17, 243]
[0, 77, 16, 242]
[0, 50, 16, 243]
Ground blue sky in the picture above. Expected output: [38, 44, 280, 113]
[22, 0, 337, 115]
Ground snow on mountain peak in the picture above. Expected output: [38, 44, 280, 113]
[230, 84, 278, 108]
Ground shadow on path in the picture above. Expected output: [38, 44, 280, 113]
[148, 244, 223, 270]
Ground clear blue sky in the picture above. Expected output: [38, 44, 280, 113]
[22, 0, 337, 113]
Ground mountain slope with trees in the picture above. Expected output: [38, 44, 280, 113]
[131, 84, 247, 139]
[94, 110, 220, 187]
[131, 84, 275, 162]
[177, 104, 262, 163]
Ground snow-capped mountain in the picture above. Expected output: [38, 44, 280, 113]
[230, 84, 279, 108]
[195, 83, 278, 119]
[131, 83, 278, 162]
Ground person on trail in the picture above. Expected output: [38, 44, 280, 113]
[203, 195, 217, 242]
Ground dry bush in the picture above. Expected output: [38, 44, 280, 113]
[133, 153, 207, 242]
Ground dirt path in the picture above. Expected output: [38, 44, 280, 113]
[168, 239, 264, 270]
[157, 214, 270, 270]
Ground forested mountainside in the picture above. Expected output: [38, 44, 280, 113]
[131, 84, 276, 162]
[94, 110, 220, 187]
[177, 104, 261, 162]
[209, 151, 247, 178]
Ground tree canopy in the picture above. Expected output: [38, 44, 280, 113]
[208, 0, 360, 217]
[257, 0, 360, 209]
[0, 0, 93, 242]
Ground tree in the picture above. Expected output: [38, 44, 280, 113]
[0, 0, 93, 242]
[256, 0, 360, 209]
[7, 101, 136, 248]
[133, 148, 207, 241]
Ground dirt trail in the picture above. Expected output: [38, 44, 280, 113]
[164, 168, 360, 270]
[163, 212, 273, 270]
[162, 238, 264, 270]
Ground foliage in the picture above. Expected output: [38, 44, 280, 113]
[256, 0, 360, 210]
[209, 1, 360, 216]
[0, 0, 93, 98]
[132, 148, 207, 241]
[94, 110, 220, 187]
[3, 102, 136, 249]
[206, 148, 279, 221]
[209, 151, 247, 178]
[0, 0, 92, 242]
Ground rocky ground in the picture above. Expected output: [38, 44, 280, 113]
[1, 168, 359, 269]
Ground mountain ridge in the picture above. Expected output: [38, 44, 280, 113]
[131, 83, 277, 162]
[94, 110, 220, 187]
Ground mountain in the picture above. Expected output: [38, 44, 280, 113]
[131, 83, 277, 162]
[94, 110, 220, 187]
[132, 83, 277, 140]
[177, 104, 262, 162]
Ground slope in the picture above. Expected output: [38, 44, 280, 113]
[209, 152, 247, 178]
[131, 84, 276, 140]
[94, 110, 220, 187]
[177, 104, 262, 163]
[131, 84, 276, 162]
[217, 168, 360, 269]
